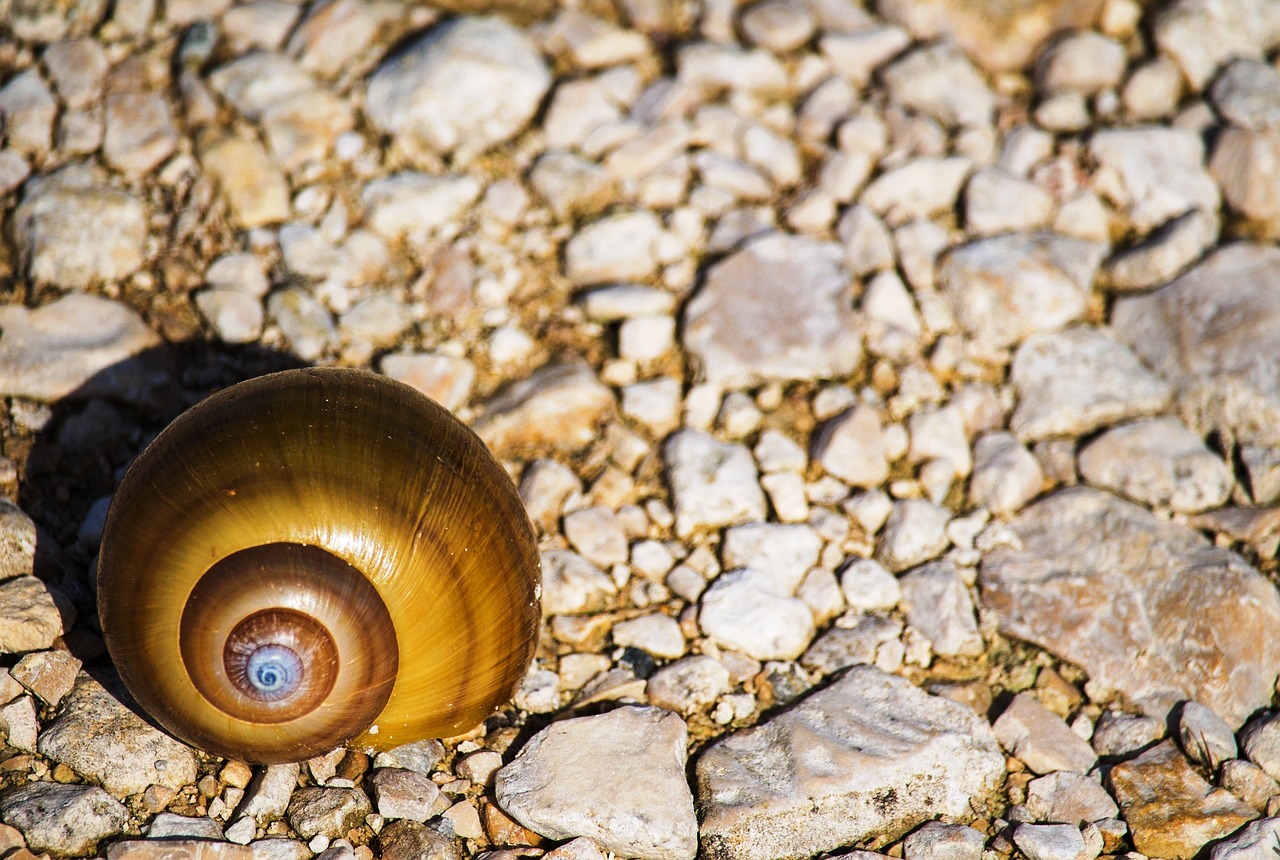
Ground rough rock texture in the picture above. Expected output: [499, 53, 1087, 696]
[1112, 244, 1280, 447]
[696, 666, 1005, 860]
[980, 488, 1280, 727]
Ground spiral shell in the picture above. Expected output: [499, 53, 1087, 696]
[97, 368, 540, 764]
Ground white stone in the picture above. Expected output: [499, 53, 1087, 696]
[839, 558, 901, 612]
[812, 406, 890, 489]
[721, 523, 822, 596]
[664, 430, 767, 538]
[565, 210, 664, 285]
[1078, 417, 1232, 512]
[699, 569, 816, 661]
[612, 613, 685, 659]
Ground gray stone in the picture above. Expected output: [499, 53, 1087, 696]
[839, 559, 901, 613]
[801, 615, 904, 676]
[1077, 417, 1232, 512]
[696, 665, 1004, 860]
[372, 739, 445, 775]
[612, 613, 685, 659]
[876, 500, 950, 573]
[992, 693, 1097, 775]
[980, 488, 1280, 727]
[1012, 823, 1094, 860]
[684, 233, 860, 389]
[1219, 760, 1280, 812]
[38, 674, 198, 796]
[699, 569, 815, 661]
[12, 165, 147, 289]
[968, 432, 1044, 515]
[285, 787, 372, 840]
[1112, 244, 1280, 447]
[476, 359, 616, 453]
[0, 70, 56, 155]
[1153, 0, 1280, 90]
[564, 507, 628, 568]
[145, 812, 224, 839]
[1178, 702, 1238, 770]
[940, 233, 1104, 350]
[880, 43, 994, 128]
[1211, 817, 1280, 860]
[903, 821, 985, 860]
[1009, 327, 1172, 443]
[646, 656, 732, 714]
[1102, 208, 1219, 292]
[1089, 127, 1220, 233]
[496, 706, 698, 860]
[365, 16, 551, 159]
[664, 430, 767, 539]
[103, 91, 178, 175]
[899, 562, 982, 658]
[1090, 711, 1166, 758]
[43, 39, 107, 109]
[0, 782, 127, 856]
[1109, 740, 1257, 860]
[1210, 59, 1280, 131]
[812, 406, 889, 489]
[378, 819, 460, 860]
[1242, 712, 1280, 783]
[1025, 772, 1119, 824]
[540, 550, 616, 616]
[721, 523, 822, 596]
[234, 763, 301, 827]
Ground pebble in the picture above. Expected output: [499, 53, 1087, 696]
[0, 782, 127, 856]
[367, 768, 442, 823]
[1113, 244, 1280, 447]
[812, 406, 890, 489]
[721, 523, 822, 595]
[103, 91, 177, 175]
[876, 500, 950, 573]
[365, 16, 550, 159]
[1025, 771, 1120, 824]
[286, 787, 372, 840]
[1009, 327, 1172, 442]
[663, 430, 767, 538]
[1178, 701, 1238, 770]
[0, 576, 66, 654]
[11, 165, 147, 289]
[540, 550, 617, 616]
[1090, 711, 1166, 758]
[861, 157, 972, 226]
[198, 134, 292, 228]
[981, 487, 1280, 727]
[0, 70, 56, 155]
[196, 289, 266, 344]
[993, 693, 1098, 775]
[963, 168, 1054, 236]
[475, 358, 616, 453]
[1219, 760, 1280, 812]
[839, 559, 901, 612]
[801, 614, 904, 676]
[1152, 0, 1275, 90]
[3, 695, 39, 752]
[1089, 127, 1220, 233]
[563, 507, 628, 568]
[233, 762, 301, 825]
[110, 842, 252, 859]
[696, 665, 1004, 860]
[1012, 823, 1095, 860]
[377, 820, 459, 860]
[1035, 32, 1126, 95]
[612, 613, 685, 659]
[1109, 740, 1256, 859]
[361, 173, 481, 243]
[266, 289, 335, 361]
[11, 650, 80, 708]
[940, 233, 1104, 350]
[496, 706, 698, 860]
[698, 569, 815, 661]
[880, 42, 994, 128]
[1210, 127, 1280, 235]
[1242, 712, 1280, 783]
[968, 432, 1044, 515]
[145, 811, 224, 839]
[1210, 59, 1280, 131]
[379, 353, 474, 413]
[683, 233, 860, 389]
[646, 656, 732, 714]
[903, 821, 985, 860]
[1212, 817, 1280, 860]
[898, 561, 982, 658]
[1078, 417, 1232, 512]
[1102, 208, 1219, 292]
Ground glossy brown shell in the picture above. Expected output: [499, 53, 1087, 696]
[97, 368, 541, 763]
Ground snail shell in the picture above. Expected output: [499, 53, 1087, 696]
[97, 368, 540, 764]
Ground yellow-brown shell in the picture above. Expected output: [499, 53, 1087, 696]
[97, 368, 540, 764]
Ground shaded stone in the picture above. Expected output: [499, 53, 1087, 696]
[684, 233, 859, 389]
[0, 782, 126, 856]
[38, 674, 199, 796]
[980, 488, 1280, 727]
[0, 577, 66, 653]
[1112, 244, 1280, 447]
[475, 359, 615, 453]
[496, 706, 697, 860]
[1089, 127, 1220, 233]
[1210, 815, 1280, 860]
[1210, 128, 1280, 236]
[1109, 740, 1256, 860]
[697, 665, 1004, 860]
[0, 294, 162, 403]
[940, 233, 1104, 350]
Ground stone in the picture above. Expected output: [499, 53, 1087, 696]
[861, 158, 972, 226]
[2, 695, 38, 752]
[1212, 817, 1280, 860]
[1012, 824, 1094, 860]
[1242, 712, 1280, 783]
[811, 406, 889, 489]
[372, 740, 445, 775]
[1089, 127, 1220, 233]
[696, 665, 1004, 860]
[0, 294, 162, 403]
[563, 507, 628, 568]
[540, 550, 616, 616]
[992, 693, 1098, 775]
[980, 487, 1280, 727]
[908, 405, 972, 478]
[9, 0, 108, 42]
[196, 290, 265, 344]
[199, 135, 291, 228]
[1025, 772, 1119, 824]
[1152, 0, 1280, 91]
[875, 0, 1106, 72]
[1091, 711, 1166, 758]
[903, 821, 985, 860]
[368, 768, 441, 823]
[1009, 327, 1172, 443]
[378, 819, 459, 860]
[111, 841, 252, 859]
[684, 233, 860, 389]
[1112, 244, 1280, 447]
[876, 500, 950, 573]
[1101, 208, 1219, 292]
[103, 91, 177, 175]
[365, 16, 551, 159]
[612, 614, 685, 659]
[663, 430, 767, 538]
[898, 562, 982, 658]
[286, 787, 372, 840]
[495, 706, 698, 860]
[12, 165, 146, 289]
[1210, 128, 1280, 235]
[699, 569, 816, 661]
[286, 0, 410, 79]
[564, 210, 664, 286]
[361, 173, 481, 243]
[476, 359, 615, 453]
[721, 524, 822, 596]
[963, 168, 1054, 236]
[1035, 32, 1126, 96]
[145, 812, 224, 839]
[1219, 761, 1280, 812]
[0, 782, 127, 856]
[1210, 59, 1280, 131]
[11, 649, 81, 708]
[1109, 740, 1257, 859]
[43, 39, 108, 109]
[0, 70, 56, 155]
[38, 675, 198, 796]
[267, 289, 335, 361]
[940, 233, 1104, 350]
[968, 432, 1044, 515]
[839, 559, 901, 613]
[1178, 702, 1238, 771]
[379, 353, 474, 413]
[0, 577, 66, 653]
[646, 656, 732, 714]
[880, 43, 994, 128]
[1077, 417, 1232, 512]
[801, 614, 903, 676]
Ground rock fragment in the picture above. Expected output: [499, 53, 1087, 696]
[663, 430, 767, 538]
[0, 782, 127, 856]
[476, 359, 615, 453]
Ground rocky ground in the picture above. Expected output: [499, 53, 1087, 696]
[2, 0, 1280, 858]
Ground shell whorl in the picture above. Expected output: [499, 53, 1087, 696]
[97, 368, 540, 764]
